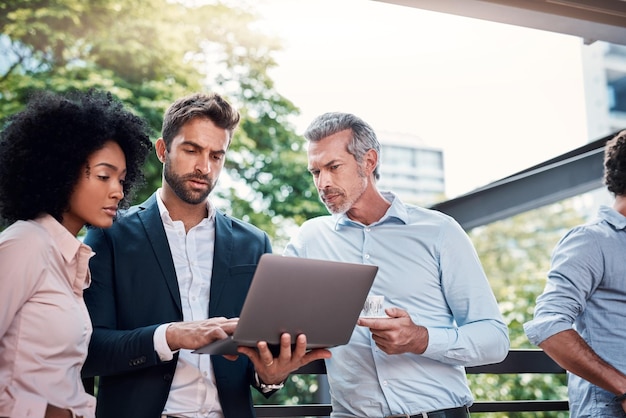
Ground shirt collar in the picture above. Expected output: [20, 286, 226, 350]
[35, 214, 87, 261]
[333, 191, 409, 229]
[35, 214, 93, 291]
[599, 205, 626, 230]
[155, 187, 215, 225]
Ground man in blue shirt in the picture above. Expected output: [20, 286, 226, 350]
[524, 130, 626, 417]
[284, 112, 510, 418]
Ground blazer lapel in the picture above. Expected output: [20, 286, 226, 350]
[209, 211, 233, 316]
[137, 193, 182, 315]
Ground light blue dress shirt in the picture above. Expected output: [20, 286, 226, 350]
[524, 205, 626, 418]
[284, 192, 509, 417]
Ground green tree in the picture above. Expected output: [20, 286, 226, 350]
[0, 0, 326, 242]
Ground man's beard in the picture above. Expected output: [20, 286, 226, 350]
[164, 159, 215, 205]
[320, 174, 368, 215]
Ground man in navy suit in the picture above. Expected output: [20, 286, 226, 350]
[82, 92, 330, 418]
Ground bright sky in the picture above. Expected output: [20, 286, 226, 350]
[253, 0, 590, 199]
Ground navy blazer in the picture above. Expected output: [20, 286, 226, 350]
[82, 193, 272, 418]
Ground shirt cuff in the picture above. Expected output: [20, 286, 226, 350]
[154, 323, 176, 361]
[422, 326, 449, 356]
[523, 315, 572, 346]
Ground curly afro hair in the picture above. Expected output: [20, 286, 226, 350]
[0, 89, 153, 225]
[604, 130, 626, 197]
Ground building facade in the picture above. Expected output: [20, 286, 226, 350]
[376, 131, 445, 206]
[582, 42, 626, 141]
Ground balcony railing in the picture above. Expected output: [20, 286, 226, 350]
[254, 349, 567, 417]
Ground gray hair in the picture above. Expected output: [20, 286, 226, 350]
[303, 112, 381, 180]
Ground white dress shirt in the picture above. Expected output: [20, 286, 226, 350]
[153, 190, 223, 418]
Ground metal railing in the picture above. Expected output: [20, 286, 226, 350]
[254, 349, 567, 417]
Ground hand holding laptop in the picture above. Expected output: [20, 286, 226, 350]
[238, 333, 332, 386]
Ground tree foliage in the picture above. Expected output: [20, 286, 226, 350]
[0, 0, 326, 242]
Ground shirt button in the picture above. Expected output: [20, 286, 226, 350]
[365, 227, 371, 232]
[365, 254, 370, 259]
[383, 380, 388, 386]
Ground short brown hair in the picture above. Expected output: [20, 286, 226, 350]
[161, 92, 240, 150]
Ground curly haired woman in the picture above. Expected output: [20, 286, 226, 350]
[0, 89, 152, 418]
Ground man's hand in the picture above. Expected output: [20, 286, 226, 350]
[237, 333, 331, 385]
[166, 317, 238, 351]
[357, 307, 428, 355]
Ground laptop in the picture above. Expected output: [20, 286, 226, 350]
[193, 253, 378, 355]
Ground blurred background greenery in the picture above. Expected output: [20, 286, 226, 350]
[0, 0, 328, 247]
